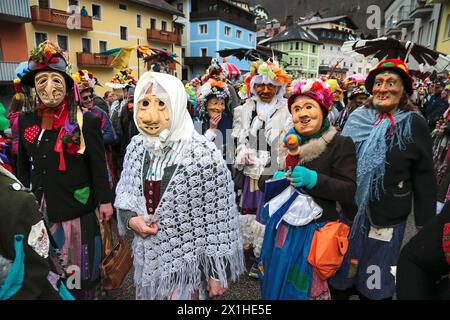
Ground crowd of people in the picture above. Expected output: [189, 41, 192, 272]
[0, 40, 449, 300]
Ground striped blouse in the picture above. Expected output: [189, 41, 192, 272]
[145, 141, 184, 181]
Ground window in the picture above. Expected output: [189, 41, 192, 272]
[120, 26, 128, 40]
[35, 32, 47, 46]
[447, 15, 450, 39]
[311, 60, 315, 68]
[330, 46, 333, 51]
[161, 21, 167, 31]
[301, 42, 304, 50]
[350, 63, 353, 67]
[137, 14, 142, 28]
[236, 30, 242, 39]
[343, 61, 346, 67]
[181, 48, 185, 58]
[321, 60, 324, 65]
[300, 57, 303, 66]
[150, 18, 156, 29]
[57, 35, 68, 52]
[68, 0, 78, 6]
[177, 3, 183, 12]
[208, 4, 218, 11]
[312, 45, 316, 53]
[337, 47, 340, 51]
[201, 48, 208, 57]
[294, 58, 298, 66]
[225, 26, 231, 36]
[99, 40, 107, 52]
[428, 20, 434, 44]
[418, 26, 424, 44]
[358, 67, 362, 73]
[290, 57, 293, 65]
[81, 38, 91, 53]
[199, 24, 208, 35]
[295, 42, 299, 50]
[249, 34, 253, 43]
[92, 4, 101, 20]
[323, 45, 325, 50]
[119, 3, 127, 10]
[290, 42, 293, 50]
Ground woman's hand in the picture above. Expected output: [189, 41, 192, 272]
[207, 278, 227, 298]
[210, 114, 222, 129]
[128, 215, 158, 238]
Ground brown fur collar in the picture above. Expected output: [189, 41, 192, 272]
[298, 126, 338, 164]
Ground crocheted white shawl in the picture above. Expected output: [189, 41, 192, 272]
[114, 131, 245, 300]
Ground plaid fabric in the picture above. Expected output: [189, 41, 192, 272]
[443, 223, 450, 266]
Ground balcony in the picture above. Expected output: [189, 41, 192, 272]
[0, 61, 20, 83]
[184, 56, 212, 66]
[76, 52, 114, 68]
[396, 6, 414, 28]
[190, 10, 256, 32]
[30, 5, 92, 31]
[0, 0, 31, 22]
[409, 4, 434, 19]
[147, 28, 181, 46]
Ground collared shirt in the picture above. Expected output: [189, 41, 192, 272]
[146, 141, 184, 181]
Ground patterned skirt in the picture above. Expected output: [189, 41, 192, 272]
[48, 211, 102, 300]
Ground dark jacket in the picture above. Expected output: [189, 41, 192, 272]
[259, 131, 358, 223]
[368, 113, 436, 227]
[0, 172, 60, 300]
[17, 111, 112, 223]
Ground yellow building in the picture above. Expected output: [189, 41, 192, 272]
[25, 0, 183, 96]
[432, 0, 450, 55]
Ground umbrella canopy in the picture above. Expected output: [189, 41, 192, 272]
[217, 45, 287, 62]
[342, 37, 450, 73]
[220, 61, 241, 80]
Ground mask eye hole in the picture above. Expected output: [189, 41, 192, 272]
[142, 100, 149, 107]
[159, 101, 165, 107]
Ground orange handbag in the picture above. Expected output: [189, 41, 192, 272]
[307, 221, 350, 280]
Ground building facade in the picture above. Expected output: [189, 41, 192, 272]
[173, 0, 256, 80]
[0, 0, 31, 107]
[263, 16, 320, 78]
[384, 0, 442, 51]
[24, 0, 182, 96]
[433, 0, 450, 55]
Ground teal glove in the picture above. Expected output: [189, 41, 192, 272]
[273, 170, 286, 179]
[289, 166, 318, 189]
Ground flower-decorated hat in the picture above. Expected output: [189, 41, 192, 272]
[196, 79, 230, 120]
[325, 78, 343, 93]
[185, 81, 199, 118]
[21, 40, 73, 88]
[348, 85, 370, 100]
[242, 59, 291, 99]
[105, 68, 137, 89]
[365, 59, 414, 96]
[288, 78, 334, 117]
[72, 69, 100, 93]
[201, 58, 226, 83]
[343, 74, 366, 90]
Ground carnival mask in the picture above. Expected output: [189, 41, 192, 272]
[372, 71, 404, 113]
[291, 95, 323, 136]
[35, 71, 67, 108]
[350, 94, 368, 110]
[332, 91, 341, 102]
[255, 83, 277, 103]
[136, 85, 170, 137]
[206, 97, 225, 118]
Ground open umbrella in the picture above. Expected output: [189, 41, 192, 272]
[342, 37, 450, 73]
[220, 60, 241, 80]
[217, 45, 287, 62]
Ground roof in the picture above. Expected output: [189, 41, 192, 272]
[298, 15, 358, 30]
[128, 0, 184, 16]
[264, 24, 321, 45]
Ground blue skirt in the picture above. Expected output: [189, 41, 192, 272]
[329, 216, 406, 300]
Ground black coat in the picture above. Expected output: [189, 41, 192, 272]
[17, 111, 112, 223]
[0, 172, 60, 300]
[368, 113, 436, 227]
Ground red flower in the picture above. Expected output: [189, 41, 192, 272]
[311, 81, 324, 92]
[44, 50, 53, 60]
[66, 142, 80, 155]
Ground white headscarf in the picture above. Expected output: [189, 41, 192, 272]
[133, 72, 194, 153]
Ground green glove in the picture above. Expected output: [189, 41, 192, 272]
[290, 166, 318, 189]
[273, 170, 286, 179]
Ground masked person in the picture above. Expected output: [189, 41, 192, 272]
[257, 78, 357, 300]
[232, 60, 291, 278]
[196, 77, 232, 161]
[336, 86, 370, 131]
[325, 78, 344, 125]
[16, 41, 113, 300]
[114, 72, 245, 300]
[329, 59, 436, 300]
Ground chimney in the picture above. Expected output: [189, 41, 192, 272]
[286, 15, 294, 27]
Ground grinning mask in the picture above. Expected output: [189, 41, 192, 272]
[290, 95, 324, 136]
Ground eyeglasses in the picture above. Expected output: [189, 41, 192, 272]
[82, 94, 94, 101]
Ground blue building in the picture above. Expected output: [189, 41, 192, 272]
[170, 0, 257, 80]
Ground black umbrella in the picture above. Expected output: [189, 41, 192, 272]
[342, 37, 450, 72]
[217, 46, 287, 62]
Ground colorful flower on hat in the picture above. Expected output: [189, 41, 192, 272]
[291, 78, 334, 111]
[196, 79, 230, 120]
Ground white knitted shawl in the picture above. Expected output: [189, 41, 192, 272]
[114, 131, 245, 300]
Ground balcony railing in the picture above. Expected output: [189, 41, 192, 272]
[396, 6, 414, 28]
[76, 52, 114, 68]
[409, 3, 434, 19]
[0, 0, 31, 22]
[0, 61, 20, 82]
[147, 28, 181, 45]
[30, 5, 93, 31]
